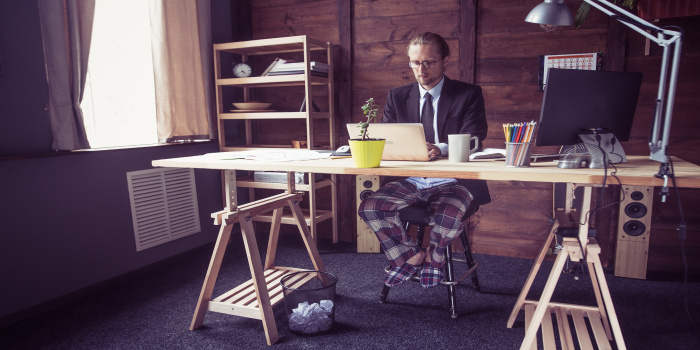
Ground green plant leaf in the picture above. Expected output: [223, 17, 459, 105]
[621, 0, 638, 10]
[359, 98, 380, 140]
[576, 0, 639, 28]
[575, 2, 592, 29]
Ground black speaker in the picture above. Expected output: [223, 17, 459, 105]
[359, 179, 376, 201]
[356, 175, 380, 253]
[615, 185, 653, 279]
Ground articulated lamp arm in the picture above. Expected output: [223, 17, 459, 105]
[526, 0, 683, 178]
[583, 0, 683, 167]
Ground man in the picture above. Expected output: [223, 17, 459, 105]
[358, 32, 488, 289]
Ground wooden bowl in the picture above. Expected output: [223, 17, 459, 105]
[232, 102, 272, 110]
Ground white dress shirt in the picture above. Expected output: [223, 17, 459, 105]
[406, 76, 456, 190]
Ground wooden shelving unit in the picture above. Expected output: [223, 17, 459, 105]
[213, 35, 335, 151]
[212, 35, 337, 242]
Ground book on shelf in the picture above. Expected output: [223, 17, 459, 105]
[261, 58, 286, 76]
[272, 61, 329, 72]
[299, 96, 321, 112]
[268, 70, 328, 77]
[261, 59, 329, 77]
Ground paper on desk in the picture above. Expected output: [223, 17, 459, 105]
[204, 150, 331, 161]
[470, 148, 506, 160]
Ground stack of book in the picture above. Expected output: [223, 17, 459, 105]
[262, 58, 329, 77]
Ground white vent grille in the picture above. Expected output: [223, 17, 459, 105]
[126, 168, 201, 251]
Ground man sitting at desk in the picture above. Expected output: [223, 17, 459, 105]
[358, 32, 488, 288]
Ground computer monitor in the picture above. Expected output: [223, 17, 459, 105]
[535, 69, 643, 156]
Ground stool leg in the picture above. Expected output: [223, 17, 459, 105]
[414, 223, 425, 247]
[459, 230, 481, 292]
[379, 285, 390, 303]
[445, 244, 458, 318]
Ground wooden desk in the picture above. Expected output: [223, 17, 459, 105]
[153, 155, 700, 188]
[152, 154, 700, 348]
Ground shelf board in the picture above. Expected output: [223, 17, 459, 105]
[219, 111, 330, 120]
[208, 266, 312, 319]
[217, 74, 327, 87]
[213, 35, 328, 56]
[237, 177, 333, 191]
[252, 207, 333, 226]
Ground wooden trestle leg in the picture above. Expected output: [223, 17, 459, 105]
[189, 218, 234, 331]
[188, 171, 327, 346]
[508, 184, 627, 350]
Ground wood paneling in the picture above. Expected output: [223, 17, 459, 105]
[240, 0, 700, 274]
[336, 0, 354, 243]
[354, 12, 461, 44]
[251, 0, 339, 41]
[354, 0, 459, 18]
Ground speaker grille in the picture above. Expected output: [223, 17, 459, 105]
[630, 190, 644, 201]
[623, 220, 646, 236]
[624, 202, 648, 218]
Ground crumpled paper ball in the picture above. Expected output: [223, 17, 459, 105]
[288, 300, 334, 334]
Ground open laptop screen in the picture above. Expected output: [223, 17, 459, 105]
[346, 123, 429, 161]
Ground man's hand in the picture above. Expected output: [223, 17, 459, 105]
[426, 142, 441, 161]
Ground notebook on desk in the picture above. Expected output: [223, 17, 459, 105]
[346, 123, 430, 161]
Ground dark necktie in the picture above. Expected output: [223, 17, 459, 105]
[422, 92, 435, 143]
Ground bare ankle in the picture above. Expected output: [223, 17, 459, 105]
[406, 250, 425, 266]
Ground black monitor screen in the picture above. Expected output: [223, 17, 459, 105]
[535, 69, 643, 147]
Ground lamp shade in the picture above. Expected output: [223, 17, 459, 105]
[525, 0, 574, 26]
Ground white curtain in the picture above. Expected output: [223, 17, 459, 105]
[149, 0, 215, 143]
[38, 0, 215, 149]
[37, 0, 95, 151]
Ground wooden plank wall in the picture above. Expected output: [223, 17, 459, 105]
[625, 16, 700, 273]
[241, 0, 700, 274]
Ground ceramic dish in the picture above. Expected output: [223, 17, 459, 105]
[232, 102, 272, 110]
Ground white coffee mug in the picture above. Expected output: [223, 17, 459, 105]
[448, 134, 479, 162]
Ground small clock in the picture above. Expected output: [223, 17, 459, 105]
[232, 62, 252, 78]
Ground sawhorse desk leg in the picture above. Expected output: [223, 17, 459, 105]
[507, 184, 627, 350]
[189, 171, 326, 346]
[190, 217, 235, 331]
[190, 212, 283, 344]
[507, 219, 559, 329]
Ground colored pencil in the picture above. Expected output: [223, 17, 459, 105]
[503, 121, 537, 166]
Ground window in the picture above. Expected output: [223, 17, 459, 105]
[81, 0, 158, 149]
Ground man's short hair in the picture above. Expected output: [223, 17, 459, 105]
[407, 32, 450, 59]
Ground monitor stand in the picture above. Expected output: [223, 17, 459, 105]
[578, 131, 627, 164]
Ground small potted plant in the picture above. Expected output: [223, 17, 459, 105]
[348, 98, 386, 168]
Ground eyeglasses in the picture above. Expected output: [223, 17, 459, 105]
[409, 60, 440, 69]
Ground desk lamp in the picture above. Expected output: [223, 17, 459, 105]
[526, 0, 683, 200]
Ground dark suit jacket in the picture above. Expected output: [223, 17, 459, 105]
[380, 76, 491, 206]
[382, 76, 488, 146]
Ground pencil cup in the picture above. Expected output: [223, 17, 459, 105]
[505, 142, 532, 167]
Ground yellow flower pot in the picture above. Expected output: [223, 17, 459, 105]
[348, 139, 385, 168]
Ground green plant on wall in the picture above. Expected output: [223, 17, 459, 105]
[357, 98, 380, 140]
[576, 0, 639, 28]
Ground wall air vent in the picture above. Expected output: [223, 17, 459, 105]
[126, 168, 200, 251]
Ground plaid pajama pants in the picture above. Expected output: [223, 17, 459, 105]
[358, 180, 473, 269]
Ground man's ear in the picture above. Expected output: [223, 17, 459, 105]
[442, 56, 450, 66]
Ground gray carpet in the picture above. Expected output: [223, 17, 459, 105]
[1, 232, 698, 349]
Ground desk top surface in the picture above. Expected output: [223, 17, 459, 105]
[152, 154, 700, 189]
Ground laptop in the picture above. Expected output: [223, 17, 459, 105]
[346, 123, 430, 161]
